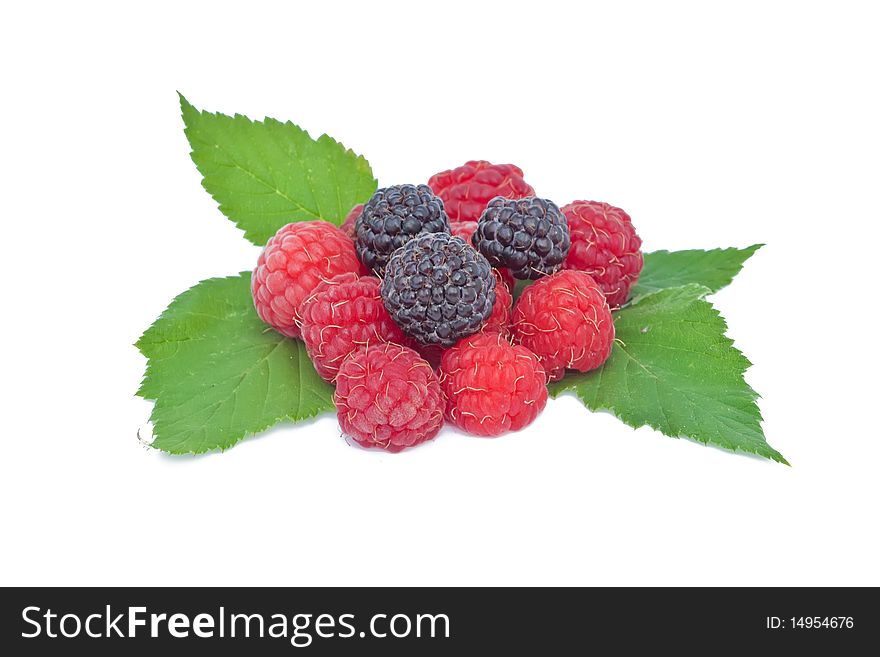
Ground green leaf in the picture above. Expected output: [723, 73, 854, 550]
[515, 244, 760, 305]
[549, 284, 786, 464]
[179, 94, 377, 245]
[632, 244, 763, 297]
[136, 273, 335, 454]
[512, 278, 534, 303]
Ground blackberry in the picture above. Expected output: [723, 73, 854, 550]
[472, 196, 571, 280]
[381, 233, 495, 347]
[355, 184, 450, 276]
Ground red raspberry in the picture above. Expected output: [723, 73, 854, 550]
[484, 270, 513, 335]
[450, 220, 515, 291]
[428, 160, 535, 223]
[251, 221, 365, 338]
[449, 219, 479, 242]
[340, 203, 363, 239]
[299, 274, 408, 382]
[335, 343, 444, 452]
[412, 343, 446, 370]
[439, 332, 547, 436]
[497, 268, 515, 294]
[511, 270, 614, 381]
[561, 200, 643, 308]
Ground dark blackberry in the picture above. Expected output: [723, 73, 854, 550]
[381, 233, 495, 347]
[355, 184, 450, 276]
[472, 196, 571, 280]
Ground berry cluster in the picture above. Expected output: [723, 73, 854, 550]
[251, 161, 642, 452]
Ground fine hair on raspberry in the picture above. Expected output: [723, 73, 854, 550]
[298, 273, 408, 382]
[334, 343, 444, 452]
[428, 160, 536, 223]
[438, 332, 548, 436]
[561, 200, 643, 307]
[450, 220, 479, 242]
[511, 270, 614, 381]
[483, 270, 513, 336]
[251, 221, 365, 338]
[340, 203, 364, 239]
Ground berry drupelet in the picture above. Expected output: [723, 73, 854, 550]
[355, 184, 450, 276]
[472, 196, 570, 280]
[380, 233, 495, 347]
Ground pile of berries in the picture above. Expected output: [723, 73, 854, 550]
[251, 161, 643, 452]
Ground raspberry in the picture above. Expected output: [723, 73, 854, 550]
[561, 200, 643, 307]
[473, 197, 571, 280]
[381, 233, 495, 347]
[412, 342, 446, 370]
[496, 268, 516, 294]
[428, 160, 535, 223]
[451, 220, 515, 291]
[449, 219, 479, 242]
[438, 333, 547, 436]
[299, 274, 408, 382]
[355, 184, 450, 276]
[251, 221, 364, 338]
[335, 343, 444, 452]
[340, 203, 364, 239]
[484, 270, 513, 335]
[511, 270, 614, 381]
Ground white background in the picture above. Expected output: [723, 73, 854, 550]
[1, 1, 878, 586]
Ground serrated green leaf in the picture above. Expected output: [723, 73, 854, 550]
[136, 273, 335, 454]
[549, 284, 786, 464]
[179, 94, 377, 245]
[515, 244, 761, 305]
[631, 244, 763, 298]
[512, 278, 534, 303]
